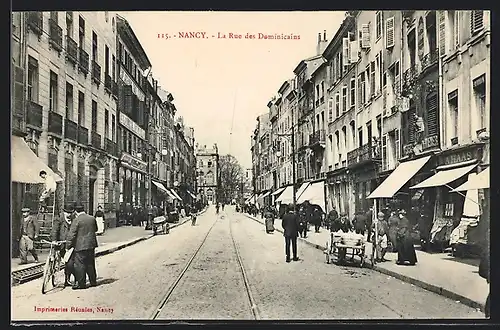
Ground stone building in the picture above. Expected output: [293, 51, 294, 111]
[196, 144, 219, 204]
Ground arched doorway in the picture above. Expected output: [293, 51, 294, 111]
[89, 165, 98, 215]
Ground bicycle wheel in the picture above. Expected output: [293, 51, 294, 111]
[51, 255, 64, 287]
[41, 256, 53, 294]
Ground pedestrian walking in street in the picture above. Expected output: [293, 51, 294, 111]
[222, 203, 225, 211]
[19, 207, 39, 265]
[372, 212, 389, 262]
[51, 202, 76, 286]
[67, 203, 98, 289]
[339, 213, 352, 233]
[326, 207, 339, 231]
[39, 170, 57, 212]
[264, 206, 275, 234]
[298, 206, 308, 238]
[352, 211, 367, 236]
[94, 205, 105, 235]
[216, 203, 220, 214]
[311, 206, 322, 233]
[388, 210, 400, 252]
[282, 204, 300, 263]
[396, 209, 417, 266]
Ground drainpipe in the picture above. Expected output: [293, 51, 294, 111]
[438, 15, 445, 152]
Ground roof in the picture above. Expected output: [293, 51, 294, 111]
[116, 15, 152, 70]
[310, 57, 327, 77]
[292, 54, 323, 75]
[322, 15, 356, 60]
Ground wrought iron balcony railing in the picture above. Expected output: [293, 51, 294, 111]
[64, 118, 78, 141]
[91, 131, 102, 149]
[27, 12, 43, 36]
[347, 142, 382, 166]
[49, 18, 63, 52]
[48, 111, 63, 136]
[78, 126, 88, 145]
[78, 47, 89, 75]
[105, 75, 112, 91]
[105, 138, 118, 157]
[66, 36, 78, 64]
[309, 129, 326, 147]
[26, 101, 43, 129]
[92, 61, 101, 85]
[421, 48, 439, 70]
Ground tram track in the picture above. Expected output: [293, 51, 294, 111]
[150, 211, 259, 320]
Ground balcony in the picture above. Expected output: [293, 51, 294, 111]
[309, 129, 326, 148]
[78, 126, 88, 145]
[48, 112, 63, 137]
[347, 142, 382, 168]
[111, 81, 118, 98]
[402, 65, 419, 93]
[27, 12, 42, 36]
[105, 75, 112, 92]
[26, 101, 43, 130]
[66, 36, 78, 64]
[91, 131, 102, 149]
[78, 47, 89, 75]
[92, 61, 101, 85]
[64, 118, 78, 142]
[49, 19, 63, 52]
[105, 138, 118, 157]
[421, 49, 439, 71]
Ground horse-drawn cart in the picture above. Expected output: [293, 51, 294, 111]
[324, 232, 367, 267]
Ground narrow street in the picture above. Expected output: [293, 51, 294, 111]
[11, 206, 483, 321]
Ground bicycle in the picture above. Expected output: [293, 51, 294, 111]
[41, 239, 67, 294]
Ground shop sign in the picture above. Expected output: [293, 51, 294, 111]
[422, 135, 439, 150]
[120, 70, 145, 99]
[121, 153, 148, 172]
[120, 113, 146, 140]
[438, 145, 482, 167]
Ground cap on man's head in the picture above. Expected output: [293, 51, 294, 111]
[22, 207, 30, 213]
[39, 170, 47, 176]
[398, 209, 407, 215]
[74, 202, 85, 212]
[377, 212, 385, 218]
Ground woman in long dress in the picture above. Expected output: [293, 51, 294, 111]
[396, 209, 417, 265]
[264, 206, 275, 234]
[94, 205, 106, 235]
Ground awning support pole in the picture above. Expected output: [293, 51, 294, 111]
[445, 184, 480, 206]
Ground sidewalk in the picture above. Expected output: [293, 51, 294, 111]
[12, 207, 208, 274]
[244, 213, 488, 312]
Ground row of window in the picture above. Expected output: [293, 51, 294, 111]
[27, 56, 116, 140]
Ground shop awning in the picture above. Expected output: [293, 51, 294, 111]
[187, 190, 197, 199]
[296, 182, 310, 199]
[271, 187, 286, 196]
[153, 181, 176, 200]
[410, 164, 477, 189]
[461, 174, 480, 217]
[11, 135, 63, 184]
[245, 194, 255, 204]
[297, 181, 325, 211]
[275, 185, 294, 204]
[368, 155, 431, 199]
[169, 189, 182, 201]
[261, 191, 271, 198]
[452, 167, 489, 191]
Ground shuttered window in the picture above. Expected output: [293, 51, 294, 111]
[438, 10, 447, 55]
[453, 11, 461, 48]
[381, 134, 387, 170]
[328, 98, 334, 122]
[361, 23, 370, 48]
[350, 78, 356, 107]
[376, 11, 383, 39]
[426, 93, 439, 136]
[48, 148, 58, 173]
[471, 10, 484, 35]
[385, 16, 395, 48]
[335, 93, 340, 118]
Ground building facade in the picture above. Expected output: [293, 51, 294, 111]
[196, 144, 219, 204]
[251, 11, 489, 249]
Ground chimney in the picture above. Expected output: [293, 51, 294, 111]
[318, 33, 321, 43]
[323, 30, 327, 41]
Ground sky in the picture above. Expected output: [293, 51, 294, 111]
[120, 11, 345, 168]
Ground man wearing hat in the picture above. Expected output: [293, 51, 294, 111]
[281, 204, 300, 263]
[67, 202, 98, 289]
[19, 207, 39, 264]
[51, 202, 76, 286]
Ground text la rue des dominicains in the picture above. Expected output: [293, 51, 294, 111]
[157, 31, 301, 40]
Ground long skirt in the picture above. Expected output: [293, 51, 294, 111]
[265, 218, 275, 233]
[397, 235, 417, 264]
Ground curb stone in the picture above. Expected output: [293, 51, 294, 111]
[243, 213, 485, 312]
[11, 207, 209, 285]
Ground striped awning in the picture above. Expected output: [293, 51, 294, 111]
[11, 135, 63, 184]
[187, 190, 197, 199]
[169, 189, 182, 201]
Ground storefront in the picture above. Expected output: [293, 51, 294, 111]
[349, 162, 379, 214]
[152, 180, 176, 210]
[326, 168, 349, 216]
[119, 153, 148, 207]
[410, 143, 485, 251]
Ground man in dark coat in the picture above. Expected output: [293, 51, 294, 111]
[396, 209, 417, 265]
[281, 204, 300, 263]
[326, 207, 339, 230]
[51, 202, 76, 286]
[67, 203, 98, 289]
[19, 207, 39, 264]
[297, 206, 308, 238]
[352, 211, 367, 236]
[311, 206, 322, 233]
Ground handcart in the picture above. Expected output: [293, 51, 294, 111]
[324, 231, 367, 267]
[152, 216, 170, 235]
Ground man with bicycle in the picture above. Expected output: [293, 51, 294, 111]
[19, 207, 39, 265]
[51, 202, 76, 287]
